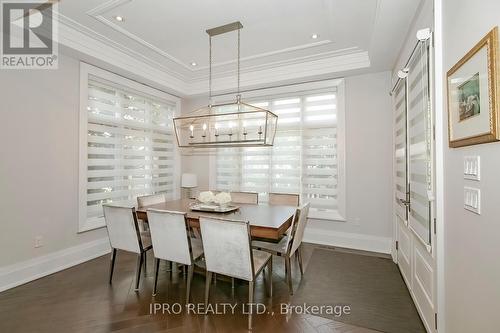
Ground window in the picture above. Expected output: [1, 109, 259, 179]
[213, 80, 345, 220]
[79, 64, 180, 232]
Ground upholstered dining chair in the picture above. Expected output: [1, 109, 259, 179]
[268, 193, 300, 206]
[103, 205, 153, 291]
[146, 209, 204, 301]
[136, 193, 166, 232]
[230, 191, 259, 204]
[199, 217, 272, 330]
[252, 202, 310, 295]
[137, 193, 166, 207]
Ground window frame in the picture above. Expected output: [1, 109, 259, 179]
[78, 63, 181, 232]
[209, 79, 346, 221]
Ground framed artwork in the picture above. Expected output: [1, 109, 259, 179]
[447, 27, 499, 148]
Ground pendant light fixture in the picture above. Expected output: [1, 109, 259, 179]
[173, 21, 278, 148]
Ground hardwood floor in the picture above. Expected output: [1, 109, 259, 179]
[0, 244, 380, 333]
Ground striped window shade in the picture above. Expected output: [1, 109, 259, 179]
[215, 89, 341, 219]
[83, 78, 177, 229]
[407, 41, 433, 245]
[393, 81, 408, 221]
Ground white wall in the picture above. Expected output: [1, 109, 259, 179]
[305, 71, 393, 253]
[0, 54, 109, 287]
[442, 0, 500, 331]
[181, 71, 394, 253]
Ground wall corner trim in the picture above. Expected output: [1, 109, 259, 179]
[303, 227, 392, 254]
[0, 238, 111, 292]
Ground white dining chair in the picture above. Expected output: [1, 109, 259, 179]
[230, 191, 259, 204]
[137, 193, 166, 232]
[137, 193, 166, 207]
[103, 205, 153, 291]
[252, 202, 310, 295]
[146, 209, 204, 301]
[199, 217, 272, 330]
[268, 193, 300, 206]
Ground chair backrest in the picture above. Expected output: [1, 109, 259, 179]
[269, 193, 300, 206]
[230, 191, 258, 204]
[103, 205, 141, 254]
[288, 203, 310, 257]
[199, 217, 254, 281]
[137, 193, 166, 207]
[146, 209, 192, 265]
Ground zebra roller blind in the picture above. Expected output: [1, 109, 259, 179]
[393, 80, 408, 222]
[82, 77, 177, 230]
[215, 88, 341, 220]
[407, 40, 433, 245]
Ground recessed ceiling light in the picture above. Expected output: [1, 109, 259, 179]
[114, 16, 124, 22]
[311, 33, 319, 39]
[191, 62, 197, 66]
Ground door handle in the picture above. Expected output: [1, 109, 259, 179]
[399, 198, 411, 206]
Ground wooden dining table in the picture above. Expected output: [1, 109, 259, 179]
[135, 198, 296, 241]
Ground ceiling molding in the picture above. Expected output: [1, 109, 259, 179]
[56, 12, 189, 95]
[188, 51, 370, 95]
[54, 11, 370, 97]
[189, 46, 364, 81]
[56, 12, 189, 81]
[86, 0, 194, 71]
[84, 0, 344, 74]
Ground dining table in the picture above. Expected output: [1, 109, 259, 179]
[135, 198, 296, 241]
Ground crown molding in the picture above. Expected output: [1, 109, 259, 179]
[56, 12, 189, 81]
[56, 12, 189, 95]
[187, 51, 370, 95]
[55, 11, 371, 97]
[84, 0, 339, 73]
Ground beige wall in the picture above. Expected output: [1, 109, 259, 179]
[442, 0, 500, 331]
[0, 54, 108, 267]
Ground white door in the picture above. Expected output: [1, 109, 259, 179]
[393, 80, 412, 285]
[393, 35, 437, 333]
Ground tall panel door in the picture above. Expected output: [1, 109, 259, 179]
[407, 42, 433, 246]
[393, 35, 437, 333]
[393, 80, 412, 286]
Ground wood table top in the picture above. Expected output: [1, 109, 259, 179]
[136, 198, 296, 240]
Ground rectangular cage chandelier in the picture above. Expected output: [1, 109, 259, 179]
[173, 21, 278, 148]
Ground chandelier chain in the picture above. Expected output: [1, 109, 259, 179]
[209, 36, 212, 105]
[237, 27, 240, 96]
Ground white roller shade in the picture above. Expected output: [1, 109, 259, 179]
[83, 78, 177, 227]
[215, 88, 341, 219]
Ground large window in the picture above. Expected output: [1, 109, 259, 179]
[213, 80, 345, 220]
[79, 64, 180, 232]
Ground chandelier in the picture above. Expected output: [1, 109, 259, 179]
[173, 21, 278, 148]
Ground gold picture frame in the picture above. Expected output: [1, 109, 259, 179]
[447, 27, 499, 148]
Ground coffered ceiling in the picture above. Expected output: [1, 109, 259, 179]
[56, 0, 423, 95]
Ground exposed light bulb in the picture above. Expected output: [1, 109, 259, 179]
[114, 16, 124, 22]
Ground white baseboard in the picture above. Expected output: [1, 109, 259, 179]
[303, 227, 392, 254]
[0, 238, 111, 292]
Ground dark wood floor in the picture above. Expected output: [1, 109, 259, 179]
[0, 244, 382, 333]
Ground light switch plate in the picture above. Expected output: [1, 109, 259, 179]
[464, 187, 481, 214]
[464, 156, 480, 181]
